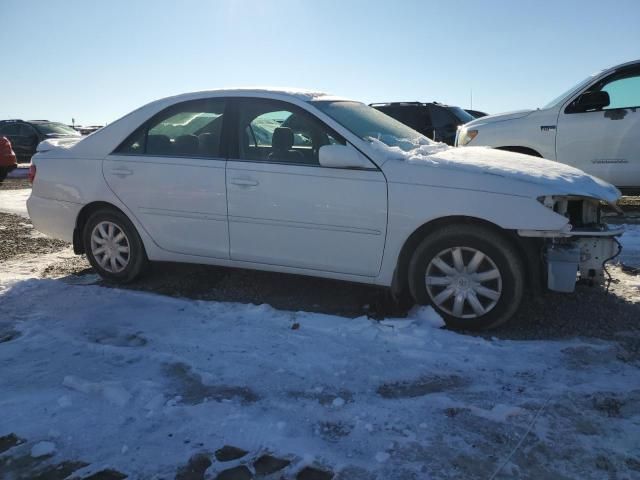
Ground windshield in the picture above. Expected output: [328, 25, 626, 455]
[447, 106, 475, 123]
[541, 72, 601, 109]
[34, 122, 81, 136]
[313, 100, 433, 152]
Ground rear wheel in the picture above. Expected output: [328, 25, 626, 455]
[408, 224, 524, 330]
[83, 209, 148, 283]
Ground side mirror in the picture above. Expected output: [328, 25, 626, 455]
[574, 91, 610, 112]
[318, 144, 372, 169]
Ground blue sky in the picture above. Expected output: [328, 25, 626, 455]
[2, 0, 639, 125]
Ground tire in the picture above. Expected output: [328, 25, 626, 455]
[83, 208, 148, 283]
[408, 224, 525, 330]
[0, 167, 7, 183]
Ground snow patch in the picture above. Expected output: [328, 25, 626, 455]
[63, 376, 132, 407]
[31, 441, 56, 458]
[375, 451, 390, 463]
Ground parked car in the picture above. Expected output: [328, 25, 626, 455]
[72, 125, 104, 136]
[0, 136, 17, 182]
[370, 101, 475, 145]
[28, 89, 622, 330]
[465, 109, 488, 118]
[457, 59, 640, 194]
[0, 119, 81, 163]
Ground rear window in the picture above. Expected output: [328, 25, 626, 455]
[34, 122, 80, 136]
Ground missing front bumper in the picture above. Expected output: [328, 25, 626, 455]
[519, 227, 623, 293]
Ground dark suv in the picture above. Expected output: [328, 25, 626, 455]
[370, 102, 476, 145]
[0, 119, 80, 163]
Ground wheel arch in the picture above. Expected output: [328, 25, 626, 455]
[391, 215, 543, 299]
[73, 201, 131, 254]
[495, 146, 542, 157]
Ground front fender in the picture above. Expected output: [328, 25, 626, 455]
[375, 183, 568, 286]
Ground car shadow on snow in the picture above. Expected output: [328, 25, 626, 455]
[38, 252, 640, 346]
[45, 256, 403, 318]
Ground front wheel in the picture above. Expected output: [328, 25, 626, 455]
[83, 209, 148, 283]
[408, 224, 525, 330]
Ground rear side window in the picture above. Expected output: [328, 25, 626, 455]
[115, 98, 226, 158]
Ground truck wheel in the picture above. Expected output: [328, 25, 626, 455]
[83, 209, 148, 283]
[408, 224, 524, 330]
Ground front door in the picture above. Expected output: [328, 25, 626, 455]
[104, 98, 230, 258]
[556, 66, 640, 188]
[226, 98, 387, 277]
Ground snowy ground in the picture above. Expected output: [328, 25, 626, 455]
[0, 188, 30, 218]
[1, 188, 639, 479]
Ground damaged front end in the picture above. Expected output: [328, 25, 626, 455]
[518, 196, 623, 293]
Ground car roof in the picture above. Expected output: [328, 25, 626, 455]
[0, 119, 56, 124]
[369, 101, 458, 108]
[157, 87, 345, 104]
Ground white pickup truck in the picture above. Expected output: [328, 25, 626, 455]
[456, 59, 640, 194]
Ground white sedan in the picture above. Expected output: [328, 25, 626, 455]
[28, 88, 623, 330]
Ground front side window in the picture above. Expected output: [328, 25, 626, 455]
[115, 98, 226, 158]
[236, 99, 344, 165]
[313, 100, 432, 152]
[600, 71, 640, 110]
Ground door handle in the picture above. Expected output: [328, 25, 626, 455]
[230, 178, 259, 187]
[110, 167, 133, 177]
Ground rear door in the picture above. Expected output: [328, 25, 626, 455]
[104, 98, 230, 258]
[226, 98, 388, 276]
[556, 66, 640, 187]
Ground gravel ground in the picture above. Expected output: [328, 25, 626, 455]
[0, 177, 30, 190]
[0, 213, 67, 262]
[2, 177, 639, 346]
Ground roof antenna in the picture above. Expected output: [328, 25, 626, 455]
[470, 88, 473, 109]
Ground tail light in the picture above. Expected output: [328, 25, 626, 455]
[28, 164, 36, 183]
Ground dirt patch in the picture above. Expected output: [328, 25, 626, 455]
[0, 177, 31, 190]
[485, 267, 640, 344]
[288, 388, 353, 406]
[163, 362, 259, 405]
[0, 213, 68, 262]
[377, 374, 469, 399]
[316, 421, 353, 442]
[0, 433, 25, 454]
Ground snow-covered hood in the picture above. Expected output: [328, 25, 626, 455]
[374, 141, 620, 203]
[465, 109, 534, 127]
